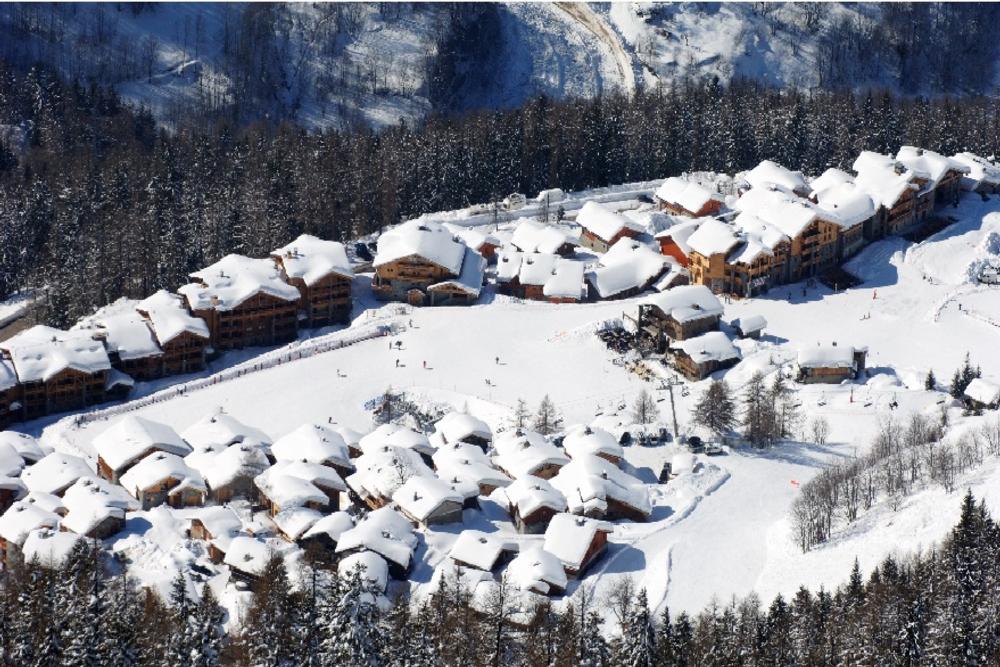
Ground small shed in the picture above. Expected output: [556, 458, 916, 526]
[732, 314, 767, 339]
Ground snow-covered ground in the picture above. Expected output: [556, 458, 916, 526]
[9, 187, 1000, 623]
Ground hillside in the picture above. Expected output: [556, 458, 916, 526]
[1, 2, 996, 130]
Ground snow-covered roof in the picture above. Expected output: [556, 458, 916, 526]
[180, 254, 300, 312]
[432, 411, 492, 447]
[359, 423, 435, 457]
[1, 325, 111, 383]
[21, 528, 82, 567]
[339, 550, 389, 592]
[814, 182, 876, 229]
[499, 475, 567, 518]
[391, 475, 462, 523]
[24, 491, 65, 515]
[676, 331, 741, 365]
[562, 425, 624, 461]
[429, 246, 485, 297]
[729, 213, 787, 262]
[61, 481, 127, 536]
[577, 201, 640, 243]
[543, 513, 612, 571]
[272, 506, 323, 541]
[653, 257, 689, 292]
[734, 187, 832, 237]
[432, 441, 511, 491]
[732, 314, 767, 334]
[182, 412, 272, 449]
[21, 452, 92, 496]
[223, 536, 272, 576]
[496, 250, 523, 284]
[654, 218, 704, 257]
[951, 152, 1000, 188]
[492, 430, 569, 479]
[270, 423, 353, 470]
[191, 505, 243, 539]
[743, 160, 808, 194]
[0, 441, 25, 477]
[443, 224, 501, 252]
[587, 240, 667, 299]
[506, 546, 567, 595]
[852, 151, 918, 209]
[509, 220, 576, 255]
[271, 234, 353, 285]
[255, 471, 327, 509]
[72, 299, 162, 361]
[449, 530, 517, 571]
[685, 218, 741, 257]
[550, 454, 651, 518]
[797, 346, 858, 369]
[302, 510, 354, 543]
[896, 146, 969, 188]
[809, 168, 855, 196]
[93, 415, 191, 473]
[119, 452, 205, 496]
[199, 442, 271, 490]
[964, 378, 1000, 406]
[542, 259, 585, 301]
[346, 444, 433, 502]
[517, 253, 557, 286]
[258, 459, 346, 494]
[655, 177, 718, 213]
[135, 290, 210, 345]
[335, 506, 418, 569]
[0, 432, 46, 463]
[373, 220, 466, 275]
[0, 500, 60, 546]
[639, 285, 724, 324]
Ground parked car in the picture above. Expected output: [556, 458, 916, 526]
[705, 443, 724, 456]
[687, 436, 704, 453]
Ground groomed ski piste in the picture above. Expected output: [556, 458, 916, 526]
[11, 177, 1000, 630]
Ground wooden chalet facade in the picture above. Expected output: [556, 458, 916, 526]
[655, 177, 723, 218]
[191, 291, 299, 350]
[9, 366, 108, 421]
[271, 236, 354, 327]
[136, 291, 210, 376]
[670, 332, 742, 381]
[796, 346, 867, 384]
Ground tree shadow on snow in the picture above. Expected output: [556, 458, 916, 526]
[734, 440, 851, 468]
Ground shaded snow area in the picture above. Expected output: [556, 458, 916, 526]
[6, 190, 998, 626]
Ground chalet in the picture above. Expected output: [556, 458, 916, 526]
[671, 331, 742, 381]
[448, 530, 518, 572]
[371, 220, 470, 306]
[94, 415, 191, 483]
[796, 345, 867, 384]
[0, 359, 16, 429]
[256, 459, 346, 513]
[189, 506, 242, 563]
[334, 506, 419, 579]
[339, 550, 390, 593]
[346, 445, 433, 509]
[60, 477, 136, 539]
[499, 475, 567, 534]
[0, 325, 112, 420]
[742, 160, 811, 197]
[951, 152, 1000, 195]
[810, 180, 876, 261]
[193, 442, 271, 504]
[509, 219, 578, 256]
[633, 285, 724, 351]
[577, 201, 642, 253]
[446, 225, 502, 261]
[586, 239, 668, 301]
[135, 290, 210, 375]
[20, 528, 83, 569]
[427, 246, 486, 306]
[432, 442, 511, 496]
[492, 429, 570, 481]
[684, 218, 743, 294]
[541, 258, 586, 303]
[963, 378, 1000, 411]
[334, 426, 364, 459]
[223, 535, 272, 585]
[391, 475, 464, 527]
[496, 250, 523, 295]
[853, 151, 920, 238]
[655, 177, 723, 218]
[652, 257, 691, 292]
[431, 411, 492, 451]
[506, 546, 568, 595]
[271, 234, 354, 327]
[21, 452, 92, 497]
[561, 425, 623, 464]
[550, 455, 652, 521]
[182, 411, 273, 452]
[896, 146, 970, 209]
[300, 510, 354, 554]
[0, 500, 60, 569]
[655, 218, 703, 267]
[271, 423, 355, 480]
[503, 252, 586, 303]
[0, 443, 24, 480]
[0, 432, 45, 465]
[119, 452, 207, 510]
[178, 254, 301, 350]
[272, 507, 323, 543]
[543, 513, 612, 579]
[359, 423, 436, 465]
[73, 300, 164, 380]
[732, 314, 767, 340]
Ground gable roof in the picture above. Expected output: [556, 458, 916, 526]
[429, 247, 486, 297]
[373, 220, 466, 275]
[119, 452, 205, 496]
[270, 423, 353, 469]
[577, 201, 640, 243]
[2, 325, 111, 383]
[93, 416, 191, 473]
[655, 177, 718, 213]
[135, 290, 210, 344]
[271, 234, 353, 285]
[392, 475, 463, 523]
[587, 240, 667, 299]
[685, 218, 741, 257]
[21, 452, 93, 496]
[543, 513, 612, 571]
[852, 151, 918, 209]
[743, 160, 809, 194]
[550, 454, 651, 518]
[179, 254, 300, 312]
[509, 220, 576, 254]
[676, 331, 741, 365]
[896, 146, 969, 188]
[965, 378, 1000, 405]
[639, 285, 724, 323]
[73, 299, 162, 361]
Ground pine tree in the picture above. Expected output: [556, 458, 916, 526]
[533, 395, 562, 435]
[191, 585, 225, 667]
[925, 369, 937, 391]
[512, 398, 530, 431]
[741, 371, 773, 448]
[693, 380, 737, 437]
[164, 572, 194, 667]
[632, 389, 658, 425]
[622, 588, 656, 667]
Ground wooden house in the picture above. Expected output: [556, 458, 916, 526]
[392, 475, 464, 527]
[655, 177, 723, 218]
[0, 478, 26, 516]
[178, 254, 301, 350]
[732, 314, 767, 340]
[119, 452, 206, 510]
[190, 442, 271, 504]
[963, 378, 1000, 412]
[897, 146, 970, 209]
[577, 201, 642, 253]
[796, 345, 867, 384]
[448, 530, 518, 572]
[432, 411, 493, 452]
[135, 290, 210, 375]
[0, 325, 112, 420]
[0, 501, 60, 570]
[586, 240, 668, 301]
[551, 454, 651, 521]
[853, 151, 920, 239]
[189, 507, 242, 564]
[20, 452, 93, 498]
[671, 331, 742, 381]
[73, 300, 168, 381]
[493, 429, 570, 481]
[506, 546, 568, 596]
[655, 219, 704, 267]
[299, 511, 355, 555]
[432, 442, 511, 497]
[631, 285, 724, 352]
[509, 220, 578, 256]
[223, 536, 272, 586]
[271, 423, 355, 480]
[271, 234, 354, 327]
[94, 415, 192, 484]
[447, 225, 502, 262]
[334, 506, 419, 579]
[256, 459, 345, 515]
[372, 221, 470, 306]
[561, 426, 624, 465]
[543, 513, 612, 579]
[501, 476, 567, 534]
[951, 152, 1000, 195]
[742, 160, 812, 198]
[426, 247, 486, 306]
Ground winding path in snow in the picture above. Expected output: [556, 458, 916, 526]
[554, 2, 637, 96]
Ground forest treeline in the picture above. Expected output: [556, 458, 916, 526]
[2, 492, 999, 666]
[1, 60, 999, 326]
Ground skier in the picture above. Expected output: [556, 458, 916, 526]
[495, 356, 499, 365]
[395, 359, 400, 368]
[423, 360, 426, 369]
